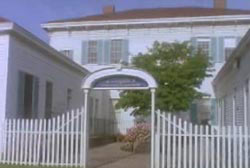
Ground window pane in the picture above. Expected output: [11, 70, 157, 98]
[197, 40, 210, 57]
[224, 48, 234, 61]
[60, 50, 73, 60]
[224, 38, 236, 61]
[88, 41, 98, 64]
[111, 39, 122, 64]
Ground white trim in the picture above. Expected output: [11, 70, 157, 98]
[42, 15, 250, 30]
[197, 38, 211, 42]
[82, 67, 157, 90]
[0, 22, 88, 75]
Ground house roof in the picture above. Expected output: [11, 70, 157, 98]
[213, 29, 250, 86]
[0, 18, 88, 75]
[0, 17, 10, 23]
[47, 7, 250, 23]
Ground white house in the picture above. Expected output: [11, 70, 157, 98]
[0, 18, 88, 121]
[213, 29, 250, 127]
[42, 0, 250, 124]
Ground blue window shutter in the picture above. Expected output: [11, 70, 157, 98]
[211, 99, 217, 125]
[191, 37, 197, 52]
[210, 37, 217, 63]
[97, 40, 104, 64]
[190, 37, 197, 57]
[122, 39, 129, 63]
[218, 37, 224, 63]
[17, 71, 25, 117]
[104, 40, 111, 64]
[81, 41, 88, 65]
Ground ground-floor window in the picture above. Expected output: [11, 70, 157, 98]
[66, 88, 72, 111]
[45, 81, 53, 119]
[17, 71, 39, 119]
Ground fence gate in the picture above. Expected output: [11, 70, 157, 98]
[0, 108, 86, 167]
[154, 111, 250, 168]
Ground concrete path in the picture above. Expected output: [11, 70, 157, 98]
[88, 143, 150, 168]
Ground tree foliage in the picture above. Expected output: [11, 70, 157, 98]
[116, 41, 211, 116]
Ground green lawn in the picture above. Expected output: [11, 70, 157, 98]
[0, 165, 80, 168]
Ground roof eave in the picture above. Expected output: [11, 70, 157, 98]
[42, 15, 250, 31]
[213, 29, 250, 86]
[0, 23, 89, 75]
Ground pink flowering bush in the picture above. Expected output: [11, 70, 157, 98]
[124, 123, 151, 143]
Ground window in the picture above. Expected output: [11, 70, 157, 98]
[95, 99, 99, 116]
[45, 81, 53, 119]
[233, 88, 236, 126]
[60, 50, 73, 60]
[88, 41, 98, 64]
[244, 79, 249, 126]
[224, 38, 236, 61]
[17, 72, 39, 119]
[66, 89, 72, 111]
[111, 39, 123, 64]
[197, 38, 210, 57]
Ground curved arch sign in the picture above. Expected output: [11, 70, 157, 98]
[81, 67, 157, 168]
[93, 75, 148, 88]
[82, 67, 157, 90]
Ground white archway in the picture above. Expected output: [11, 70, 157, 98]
[82, 67, 157, 168]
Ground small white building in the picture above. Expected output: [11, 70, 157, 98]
[0, 18, 88, 121]
[42, 0, 250, 124]
[213, 30, 250, 127]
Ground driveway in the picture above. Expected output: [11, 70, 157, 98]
[89, 143, 150, 168]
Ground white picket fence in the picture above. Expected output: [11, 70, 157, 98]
[0, 108, 85, 167]
[155, 111, 250, 168]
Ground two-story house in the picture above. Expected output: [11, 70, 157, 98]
[42, 0, 250, 124]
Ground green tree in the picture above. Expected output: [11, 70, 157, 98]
[116, 41, 211, 116]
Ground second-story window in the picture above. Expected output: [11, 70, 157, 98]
[224, 38, 236, 61]
[197, 38, 210, 58]
[60, 50, 73, 60]
[111, 39, 122, 64]
[88, 41, 98, 64]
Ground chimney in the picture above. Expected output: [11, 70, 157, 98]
[103, 6, 115, 15]
[214, 0, 227, 9]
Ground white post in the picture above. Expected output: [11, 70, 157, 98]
[150, 89, 156, 168]
[83, 89, 89, 168]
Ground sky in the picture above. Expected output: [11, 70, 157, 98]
[0, 0, 250, 42]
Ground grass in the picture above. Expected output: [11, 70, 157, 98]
[0, 165, 81, 168]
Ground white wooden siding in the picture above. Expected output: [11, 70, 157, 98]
[49, 24, 250, 100]
[0, 35, 10, 122]
[215, 45, 250, 126]
[4, 34, 84, 119]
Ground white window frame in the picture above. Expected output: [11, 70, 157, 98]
[110, 39, 123, 64]
[60, 49, 74, 60]
[224, 38, 236, 61]
[197, 38, 211, 58]
[88, 40, 98, 64]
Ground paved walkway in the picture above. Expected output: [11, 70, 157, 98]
[89, 143, 150, 168]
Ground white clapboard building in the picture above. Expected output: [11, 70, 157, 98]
[0, 18, 87, 121]
[213, 29, 250, 127]
[42, 0, 250, 124]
